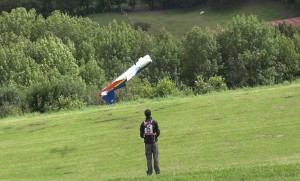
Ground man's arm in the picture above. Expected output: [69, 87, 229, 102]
[155, 121, 160, 137]
[140, 123, 144, 138]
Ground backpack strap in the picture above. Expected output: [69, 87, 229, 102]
[144, 120, 153, 125]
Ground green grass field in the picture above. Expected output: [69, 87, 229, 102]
[88, 0, 297, 37]
[0, 80, 299, 180]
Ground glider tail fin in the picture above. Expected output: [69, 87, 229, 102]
[102, 91, 115, 104]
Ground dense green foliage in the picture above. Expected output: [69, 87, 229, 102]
[181, 27, 220, 86]
[218, 15, 279, 87]
[0, 8, 299, 117]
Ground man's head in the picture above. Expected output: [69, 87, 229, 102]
[144, 109, 151, 118]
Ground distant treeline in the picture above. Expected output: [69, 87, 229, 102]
[0, 8, 299, 117]
[2, 0, 296, 16]
[0, 0, 205, 16]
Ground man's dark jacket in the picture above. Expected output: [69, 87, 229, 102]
[140, 117, 160, 144]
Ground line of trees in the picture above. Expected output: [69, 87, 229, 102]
[2, 0, 290, 16]
[0, 0, 205, 16]
[0, 8, 299, 117]
[0, 0, 127, 16]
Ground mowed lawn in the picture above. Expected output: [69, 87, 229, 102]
[0, 81, 299, 180]
[88, 0, 297, 37]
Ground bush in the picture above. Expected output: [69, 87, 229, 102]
[132, 78, 154, 99]
[0, 84, 22, 105]
[277, 22, 298, 38]
[115, 78, 154, 102]
[178, 84, 194, 96]
[0, 103, 22, 118]
[84, 85, 102, 105]
[26, 76, 86, 112]
[275, 34, 300, 83]
[26, 81, 51, 113]
[208, 75, 228, 92]
[133, 22, 151, 31]
[194, 75, 212, 94]
[155, 77, 180, 97]
[194, 75, 227, 94]
[52, 95, 85, 111]
[0, 84, 24, 117]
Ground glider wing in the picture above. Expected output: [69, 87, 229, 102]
[99, 55, 152, 104]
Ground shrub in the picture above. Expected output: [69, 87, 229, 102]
[208, 75, 228, 92]
[179, 84, 194, 96]
[133, 22, 151, 31]
[115, 78, 154, 102]
[0, 84, 22, 106]
[26, 76, 86, 112]
[0, 103, 22, 118]
[84, 85, 102, 105]
[0, 84, 23, 117]
[194, 75, 212, 94]
[194, 75, 227, 94]
[155, 77, 179, 97]
[51, 95, 85, 111]
[277, 22, 298, 38]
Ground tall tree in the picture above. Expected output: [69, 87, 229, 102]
[217, 15, 278, 87]
[150, 29, 181, 83]
[181, 26, 220, 86]
[143, 0, 157, 9]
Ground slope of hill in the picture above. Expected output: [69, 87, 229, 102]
[88, 0, 297, 37]
[0, 81, 299, 180]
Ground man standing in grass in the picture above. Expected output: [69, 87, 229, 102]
[140, 109, 160, 176]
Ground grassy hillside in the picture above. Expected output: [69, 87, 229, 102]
[88, 0, 297, 37]
[0, 81, 300, 180]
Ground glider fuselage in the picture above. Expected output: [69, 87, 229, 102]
[99, 55, 153, 104]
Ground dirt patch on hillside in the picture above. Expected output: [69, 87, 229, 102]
[271, 17, 300, 27]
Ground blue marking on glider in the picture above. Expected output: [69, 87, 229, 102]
[102, 81, 126, 104]
[135, 67, 141, 74]
[116, 81, 126, 90]
[136, 60, 152, 74]
[103, 91, 115, 104]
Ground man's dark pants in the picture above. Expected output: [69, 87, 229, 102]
[145, 142, 160, 175]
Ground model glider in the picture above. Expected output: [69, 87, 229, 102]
[99, 55, 153, 104]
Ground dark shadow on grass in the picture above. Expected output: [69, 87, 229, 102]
[28, 122, 45, 127]
[3, 126, 12, 131]
[29, 127, 46, 133]
[116, 119, 138, 130]
[154, 102, 187, 112]
[94, 116, 132, 124]
[50, 146, 76, 157]
[154, 107, 165, 112]
[55, 166, 73, 175]
[26, 122, 48, 133]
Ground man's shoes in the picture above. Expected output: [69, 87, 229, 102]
[146, 170, 160, 176]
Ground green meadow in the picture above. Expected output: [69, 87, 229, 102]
[1, 80, 299, 180]
[88, 0, 297, 37]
